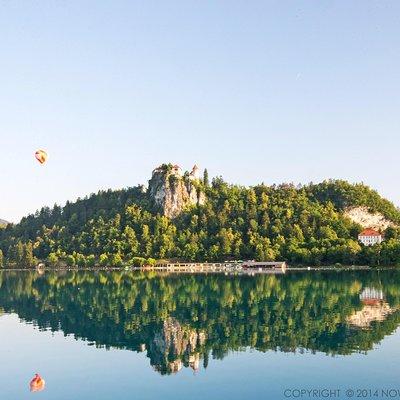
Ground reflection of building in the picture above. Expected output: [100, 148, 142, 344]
[149, 318, 206, 374]
[360, 287, 384, 305]
[189, 353, 200, 371]
[358, 229, 383, 246]
[242, 261, 287, 274]
[347, 287, 395, 328]
[168, 359, 183, 373]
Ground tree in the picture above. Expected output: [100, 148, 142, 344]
[109, 253, 123, 267]
[15, 241, 24, 265]
[22, 242, 35, 267]
[47, 252, 59, 267]
[0, 249, 3, 268]
[66, 254, 76, 267]
[141, 225, 152, 257]
[123, 226, 139, 256]
[86, 255, 96, 268]
[131, 257, 146, 267]
[1, 176, 400, 267]
[99, 253, 109, 267]
[203, 169, 209, 187]
[75, 253, 86, 268]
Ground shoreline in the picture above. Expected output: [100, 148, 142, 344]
[0, 265, 398, 273]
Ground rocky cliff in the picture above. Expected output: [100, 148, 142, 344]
[344, 206, 396, 231]
[148, 164, 206, 218]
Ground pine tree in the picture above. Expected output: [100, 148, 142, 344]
[15, 241, 24, 265]
[203, 169, 209, 187]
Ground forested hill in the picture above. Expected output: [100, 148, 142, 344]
[1, 164, 400, 268]
[307, 180, 400, 224]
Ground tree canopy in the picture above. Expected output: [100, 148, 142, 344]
[1, 178, 400, 267]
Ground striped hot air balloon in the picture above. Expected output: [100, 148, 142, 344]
[30, 374, 45, 392]
[35, 150, 48, 165]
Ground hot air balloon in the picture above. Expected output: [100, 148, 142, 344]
[29, 373, 45, 392]
[35, 150, 48, 165]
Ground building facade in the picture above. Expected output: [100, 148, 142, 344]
[358, 228, 383, 246]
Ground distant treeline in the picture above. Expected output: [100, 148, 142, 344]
[1, 178, 400, 267]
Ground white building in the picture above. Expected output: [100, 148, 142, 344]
[358, 228, 383, 246]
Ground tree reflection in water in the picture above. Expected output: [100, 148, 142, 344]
[1, 270, 400, 375]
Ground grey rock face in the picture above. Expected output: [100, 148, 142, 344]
[148, 164, 206, 218]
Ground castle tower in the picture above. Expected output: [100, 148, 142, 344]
[189, 164, 200, 180]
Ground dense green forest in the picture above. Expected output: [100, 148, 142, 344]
[1, 270, 399, 374]
[1, 173, 400, 267]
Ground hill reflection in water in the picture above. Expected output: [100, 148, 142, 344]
[1, 270, 400, 375]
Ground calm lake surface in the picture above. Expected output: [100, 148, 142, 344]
[1, 270, 400, 399]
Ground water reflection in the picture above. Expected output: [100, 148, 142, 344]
[150, 317, 206, 374]
[346, 287, 398, 329]
[1, 270, 400, 375]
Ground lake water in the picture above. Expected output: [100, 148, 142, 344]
[1, 270, 400, 399]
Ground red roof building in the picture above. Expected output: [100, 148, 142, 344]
[359, 228, 380, 236]
[358, 228, 383, 246]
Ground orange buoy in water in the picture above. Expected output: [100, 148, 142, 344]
[35, 150, 48, 165]
[29, 373, 45, 392]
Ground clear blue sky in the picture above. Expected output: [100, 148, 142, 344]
[1, 1, 399, 222]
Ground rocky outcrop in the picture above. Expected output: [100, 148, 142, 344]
[347, 301, 396, 329]
[148, 164, 206, 218]
[150, 317, 206, 374]
[344, 206, 395, 231]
